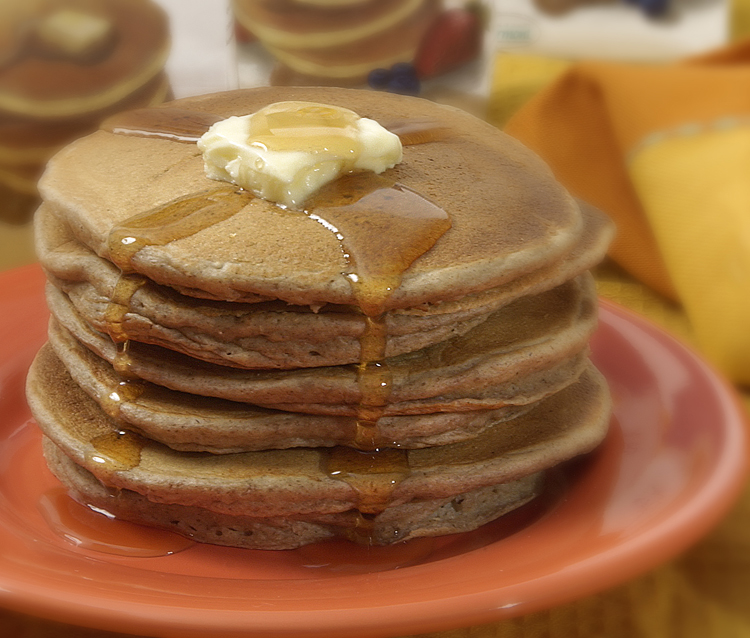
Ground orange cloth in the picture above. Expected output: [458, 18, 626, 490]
[504, 39, 750, 300]
[505, 40, 750, 385]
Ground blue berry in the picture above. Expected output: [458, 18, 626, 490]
[368, 68, 391, 90]
[640, 0, 668, 16]
[388, 63, 420, 96]
[368, 63, 421, 96]
[391, 62, 417, 77]
[625, 0, 669, 17]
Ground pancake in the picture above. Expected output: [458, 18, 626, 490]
[39, 337, 536, 453]
[28, 86, 615, 549]
[0, 73, 171, 167]
[38, 88, 586, 309]
[0, 0, 169, 118]
[261, 0, 440, 82]
[36, 200, 613, 369]
[0, 0, 170, 224]
[43, 438, 545, 549]
[46, 274, 596, 412]
[233, 0, 443, 85]
[0, 72, 169, 214]
[233, 0, 429, 49]
[28, 353, 611, 519]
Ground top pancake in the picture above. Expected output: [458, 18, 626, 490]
[38, 87, 587, 311]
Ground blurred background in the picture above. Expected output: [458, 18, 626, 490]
[1, 1, 749, 637]
[0, 0, 734, 269]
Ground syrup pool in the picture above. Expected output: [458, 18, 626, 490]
[38, 487, 196, 558]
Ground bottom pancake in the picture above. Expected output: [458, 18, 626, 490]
[43, 437, 545, 549]
[27, 342, 611, 521]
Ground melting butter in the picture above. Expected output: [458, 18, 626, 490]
[197, 101, 402, 208]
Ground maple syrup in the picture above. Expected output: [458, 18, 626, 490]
[304, 172, 451, 316]
[352, 315, 390, 448]
[97, 159, 255, 482]
[84, 428, 145, 477]
[101, 107, 223, 143]
[304, 171, 449, 458]
[77, 271, 148, 472]
[39, 487, 195, 557]
[100, 108, 452, 542]
[384, 120, 453, 146]
[296, 533, 438, 574]
[98, 273, 148, 424]
[100, 379, 146, 420]
[248, 102, 362, 155]
[326, 447, 410, 515]
[304, 170, 449, 535]
[345, 512, 379, 545]
[103, 273, 146, 341]
[107, 186, 254, 273]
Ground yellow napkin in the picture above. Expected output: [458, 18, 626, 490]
[504, 40, 750, 387]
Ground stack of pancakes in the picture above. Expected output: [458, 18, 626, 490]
[27, 87, 615, 549]
[0, 0, 169, 224]
[233, 0, 439, 86]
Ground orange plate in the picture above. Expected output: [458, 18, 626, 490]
[0, 264, 747, 638]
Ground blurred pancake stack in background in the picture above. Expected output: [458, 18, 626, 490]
[233, 0, 491, 116]
[233, 0, 442, 86]
[0, 0, 170, 225]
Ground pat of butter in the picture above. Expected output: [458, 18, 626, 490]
[35, 9, 114, 61]
[197, 101, 403, 208]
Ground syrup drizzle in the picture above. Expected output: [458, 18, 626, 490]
[304, 172, 449, 461]
[100, 108, 223, 143]
[304, 173, 451, 316]
[107, 186, 254, 273]
[302, 174, 450, 525]
[326, 448, 411, 544]
[97, 273, 148, 427]
[96, 186, 254, 483]
[96, 107, 452, 543]
[383, 120, 453, 146]
[354, 359, 391, 449]
[100, 378, 146, 421]
[101, 186, 254, 472]
[104, 273, 146, 342]
[94, 186, 255, 475]
[85, 428, 145, 476]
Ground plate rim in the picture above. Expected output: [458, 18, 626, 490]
[0, 264, 747, 638]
